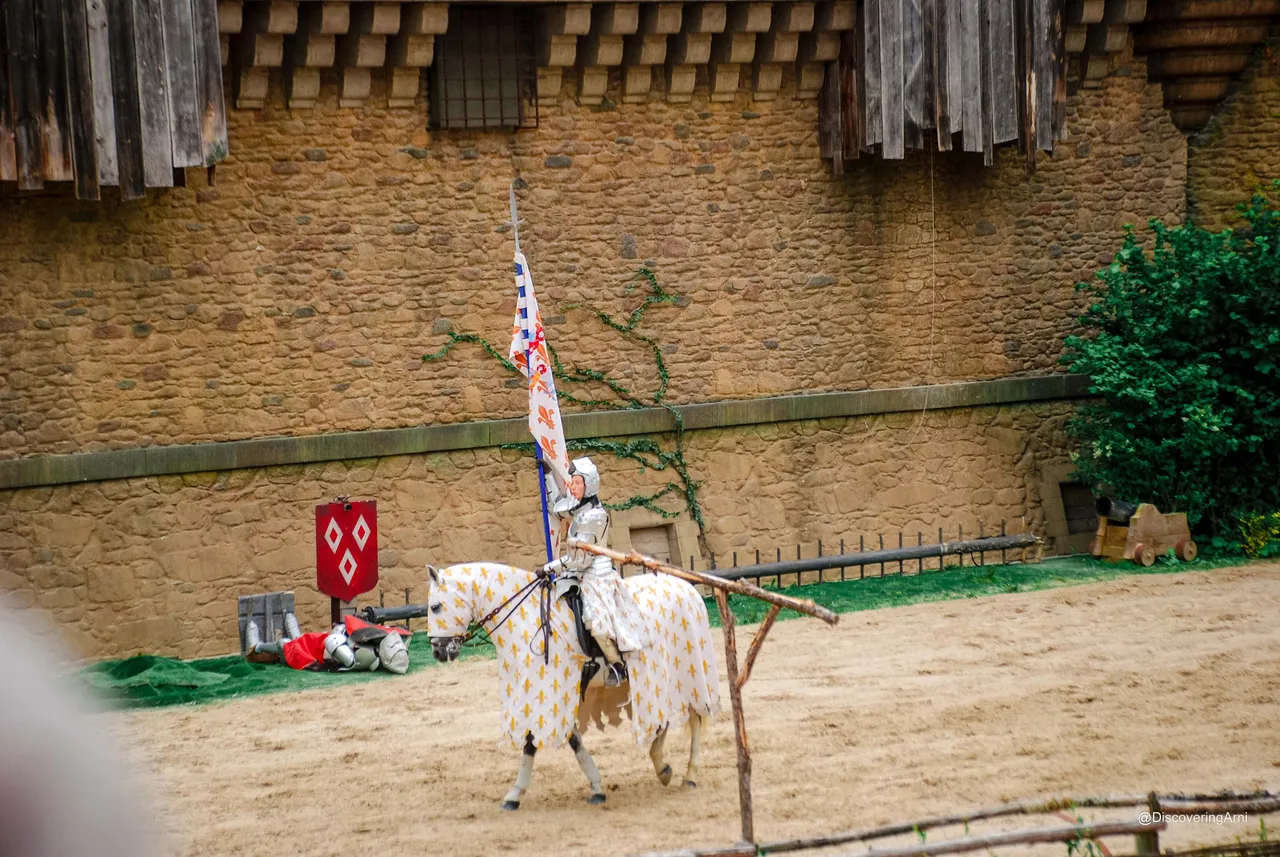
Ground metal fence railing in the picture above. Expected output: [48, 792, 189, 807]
[683, 521, 1041, 590]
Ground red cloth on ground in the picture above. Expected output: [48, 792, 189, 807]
[282, 632, 328, 670]
[279, 615, 411, 670]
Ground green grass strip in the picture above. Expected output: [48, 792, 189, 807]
[82, 554, 1259, 711]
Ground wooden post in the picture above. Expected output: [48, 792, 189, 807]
[736, 604, 781, 690]
[713, 588, 753, 845]
[1135, 792, 1160, 856]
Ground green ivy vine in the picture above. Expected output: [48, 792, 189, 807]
[423, 267, 704, 531]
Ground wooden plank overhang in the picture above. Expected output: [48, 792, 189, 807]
[4, 1, 1279, 197]
[819, 0, 1071, 170]
[0, 0, 228, 200]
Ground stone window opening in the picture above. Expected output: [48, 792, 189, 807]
[429, 8, 539, 131]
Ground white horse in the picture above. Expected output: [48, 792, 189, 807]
[426, 562, 720, 809]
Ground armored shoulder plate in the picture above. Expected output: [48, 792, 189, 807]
[570, 505, 609, 544]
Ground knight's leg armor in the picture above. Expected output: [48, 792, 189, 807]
[244, 620, 286, 662]
[591, 631, 627, 688]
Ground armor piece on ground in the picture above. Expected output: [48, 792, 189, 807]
[324, 627, 356, 668]
[243, 611, 304, 664]
[378, 632, 409, 674]
[242, 614, 412, 674]
[351, 646, 379, 671]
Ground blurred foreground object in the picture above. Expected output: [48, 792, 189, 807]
[0, 599, 163, 857]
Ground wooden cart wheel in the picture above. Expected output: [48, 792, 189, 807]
[1133, 543, 1156, 567]
[1176, 539, 1198, 562]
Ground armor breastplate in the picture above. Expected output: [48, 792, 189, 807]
[561, 504, 609, 573]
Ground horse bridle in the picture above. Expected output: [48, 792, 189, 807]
[456, 573, 554, 664]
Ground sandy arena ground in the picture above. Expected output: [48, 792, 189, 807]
[114, 564, 1280, 857]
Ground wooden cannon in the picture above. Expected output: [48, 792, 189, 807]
[1091, 498, 1198, 566]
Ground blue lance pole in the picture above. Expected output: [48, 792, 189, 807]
[512, 183, 556, 564]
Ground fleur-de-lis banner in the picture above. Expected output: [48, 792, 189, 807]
[508, 251, 571, 487]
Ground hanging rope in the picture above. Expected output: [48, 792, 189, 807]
[907, 143, 941, 448]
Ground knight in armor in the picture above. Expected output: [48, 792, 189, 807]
[541, 457, 652, 688]
[244, 612, 411, 675]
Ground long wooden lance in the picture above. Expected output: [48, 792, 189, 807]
[567, 539, 838, 625]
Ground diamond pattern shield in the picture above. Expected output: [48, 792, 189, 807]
[315, 501, 378, 601]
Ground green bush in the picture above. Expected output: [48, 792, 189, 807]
[1061, 183, 1280, 538]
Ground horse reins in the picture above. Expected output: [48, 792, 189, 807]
[459, 574, 553, 664]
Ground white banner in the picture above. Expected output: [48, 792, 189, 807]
[508, 251, 571, 487]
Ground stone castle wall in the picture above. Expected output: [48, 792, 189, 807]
[0, 49, 1194, 658]
[1187, 34, 1280, 230]
[0, 402, 1071, 660]
[1, 55, 1182, 459]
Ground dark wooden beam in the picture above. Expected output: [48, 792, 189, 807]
[64, 0, 101, 199]
[132, 0, 175, 187]
[960, 0, 983, 152]
[929, 0, 954, 148]
[988, 0, 1019, 145]
[86, 0, 120, 186]
[6, 0, 45, 189]
[903, 0, 924, 149]
[864, 0, 884, 147]
[880, 0, 904, 157]
[162, 0, 204, 168]
[107, 0, 146, 199]
[191, 0, 228, 165]
[0, 12, 17, 182]
[37, 0, 73, 181]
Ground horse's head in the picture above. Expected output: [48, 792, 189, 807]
[426, 564, 476, 663]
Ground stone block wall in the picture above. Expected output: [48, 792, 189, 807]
[1187, 34, 1280, 230]
[0, 402, 1072, 660]
[0, 53, 1183, 459]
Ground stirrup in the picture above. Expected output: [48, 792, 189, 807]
[603, 662, 627, 688]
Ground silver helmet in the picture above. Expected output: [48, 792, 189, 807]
[570, 457, 600, 497]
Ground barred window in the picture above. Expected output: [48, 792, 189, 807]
[429, 8, 538, 130]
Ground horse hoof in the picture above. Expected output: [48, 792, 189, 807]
[588, 793, 606, 805]
[683, 780, 698, 789]
[658, 764, 673, 786]
[501, 800, 520, 811]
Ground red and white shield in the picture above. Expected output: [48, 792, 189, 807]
[315, 500, 378, 602]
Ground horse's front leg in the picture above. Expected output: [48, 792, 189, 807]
[502, 734, 537, 810]
[569, 729, 606, 804]
[649, 724, 672, 786]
